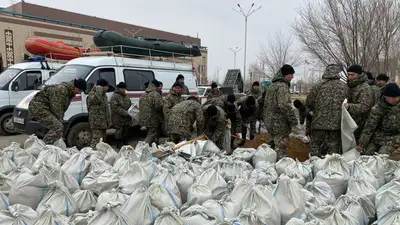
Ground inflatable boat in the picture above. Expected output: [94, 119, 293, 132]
[93, 30, 201, 57]
[25, 38, 100, 60]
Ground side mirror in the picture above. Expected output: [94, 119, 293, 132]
[11, 81, 19, 92]
[84, 83, 94, 94]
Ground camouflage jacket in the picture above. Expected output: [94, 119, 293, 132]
[202, 105, 226, 141]
[110, 90, 132, 127]
[236, 96, 259, 123]
[163, 90, 183, 120]
[29, 81, 75, 121]
[359, 100, 400, 148]
[371, 85, 382, 106]
[263, 72, 298, 136]
[225, 102, 242, 134]
[87, 86, 110, 130]
[306, 65, 348, 130]
[139, 83, 164, 127]
[246, 87, 262, 99]
[347, 74, 374, 133]
[167, 99, 205, 137]
[257, 91, 267, 120]
[203, 97, 225, 109]
[207, 88, 223, 100]
[182, 83, 190, 95]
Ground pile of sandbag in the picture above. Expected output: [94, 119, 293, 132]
[1, 134, 400, 225]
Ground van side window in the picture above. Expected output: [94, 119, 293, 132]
[15, 70, 42, 91]
[123, 69, 155, 91]
[87, 68, 116, 92]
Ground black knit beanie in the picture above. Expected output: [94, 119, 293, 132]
[280, 64, 295, 76]
[206, 105, 218, 117]
[383, 83, 400, 97]
[96, 79, 109, 87]
[74, 78, 87, 91]
[347, 65, 363, 75]
[211, 82, 218, 89]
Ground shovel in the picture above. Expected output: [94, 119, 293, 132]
[152, 134, 209, 159]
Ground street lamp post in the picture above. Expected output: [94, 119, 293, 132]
[233, 3, 262, 88]
[229, 47, 241, 69]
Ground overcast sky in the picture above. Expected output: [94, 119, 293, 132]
[2, 0, 304, 82]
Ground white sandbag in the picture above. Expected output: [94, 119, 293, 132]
[313, 205, 359, 225]
[243, 168, 276, 185]
[0, 191, 8, 210]
[61, 152, 90, 185]
[238, 208, 272, 225]
[32, 145, 70, 170]
[196, 168, 228, 200]
[301, 188, 324, 213]
[335, 195, 369, 225]
[151, 169, 181, 200]
[69, 211, 97, 225]
[384, 159, 400, 183]
[9, 167, 53, 209]
[196, 140, 221, 155]
[0, 203, 37, 225]
[342, 148, 360, 163]
[229, 178, 254, 208]
[314, 170, 347, 199]
[149, 183, 182, 210]
[254, 160, 274, 170]
[231, 148, 256, 162]
[0, 152, 16, 175]
[95, 188, 128, 211]
[81, 169, 103, 192]
[219, 158, 252, 182]
[276, 157, 296, 175]
[113, 156, 135, 176]
[286, 159, 313, 182]
[188, 183, 213, 206]
[187, 162, 205, 176]
[119, 162, 148, 194]
[273, 175, 306, 224]
[14, 150, 36, 170]
[325, 154, 351, 180]
[116, 145, 136, 159]
[81, 169, 120, 194]
[216, 219, 241, 225]
[341, 99, 358, 152]
[24, 135, 45, 157]
[7, 166, 32, 181]
[181, 204, 218, 225]
[73, 189, 97, 213]
[280, 171, 306, 186]
[65, 146, 80, 155]
[202, 195, 240, 222]
[89, 158, 111, 172]
[140, 159, 160, 180]
[33, 205, 70, 225]
[36, 181, 78, 216]
[175, 165, 196, 203]
[286, 218, 306, 225]
[375, 180, 400, 219]
[120, 184, 159, 225]
[357, 155, 385, 187]
[2, 142, 24, 159]
[350, 161, 379, 189]
[350, 195, 376, 223]
[347, 177, 377, 203]
[53, 138, 67, 150]
[89, 202, 134, 225]
[253, 143, 277, 165]
[95, 139, 117, 165]
[50, 165, 80, 194]
[154, 207, 184, 225]
[0, 173, 14, 196]
[305, 181, 336, 205]
[373, 205, 400, 225]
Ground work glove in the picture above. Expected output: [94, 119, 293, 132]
[356, 145, 364, 153]
[140, 126, 147, 131]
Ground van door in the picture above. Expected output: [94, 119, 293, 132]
[9, 70, 43, 106]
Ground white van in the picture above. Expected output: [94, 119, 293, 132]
[13, 56, 197, 148]
[0, 61, 63, 135]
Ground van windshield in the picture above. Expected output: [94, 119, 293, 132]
[45, 65, 94, 85]
[0, 68, 22, 88]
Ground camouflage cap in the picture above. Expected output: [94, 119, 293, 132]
[325, 64, 343, 74]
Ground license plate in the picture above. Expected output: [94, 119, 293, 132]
[13, 117, 24, 124]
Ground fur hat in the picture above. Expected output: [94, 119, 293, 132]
[347, 65, 363, 75]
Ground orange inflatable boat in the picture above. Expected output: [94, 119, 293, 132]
[25, 38, 100, 60]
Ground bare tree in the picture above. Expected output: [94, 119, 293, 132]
[257, 31, 303, 80]
[293, 0, 400, 75]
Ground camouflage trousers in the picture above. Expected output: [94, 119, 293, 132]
[145, 124, 161, 145]
[90, 129, 106, 149]
[115, 126, 129, 143]
[363, 143, 382, 155]
[311, 129, 341, 156]
[30, 108, 63, 145]
[271, 134, 289, 160]
[241, 121, 256, 140]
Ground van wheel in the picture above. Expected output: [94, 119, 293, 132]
[66, 122, 91, 149]
[0, 112, 18, 135]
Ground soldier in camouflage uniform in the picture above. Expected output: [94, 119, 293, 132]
[29, 79, 87, 144]
[110, 82, 132, 148]
[167, 96, 205, 143]
[139, 80, 164, 144]
[366, 72, 380, 106]
[306, 64, 348, 155]
[207, 82, 223, 100]
[357, 83, 400, 155]
[204, 96, 225, 109]
[202, 104, 227, 149]
[345, 65, 374, 140]
[246, 81, 262, 99]
[87, 79, 111, 149]
[236, 95, 258, 140]
[374, 74, 390, 102]
[176, 74, 190, 95]
[264, 65, 298, 159]
[163, 82, 183, 121]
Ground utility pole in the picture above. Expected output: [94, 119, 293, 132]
[229, 47, 241, 69]
[233, 3, 262, 90]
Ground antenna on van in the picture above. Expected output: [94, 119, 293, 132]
[44, 61, 51, 70]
